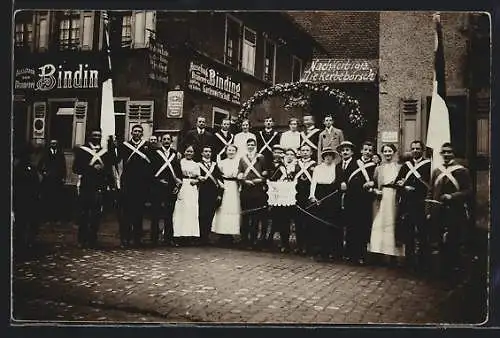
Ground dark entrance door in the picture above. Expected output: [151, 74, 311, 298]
[13, 101, 29, 154]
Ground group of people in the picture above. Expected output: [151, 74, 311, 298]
[13, 113, 472, 276]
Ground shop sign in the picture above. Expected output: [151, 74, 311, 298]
[301, 59, 378, 83]
[167, 90, 184, 118]
[187, 60, 241, 105]
[381, 131, 398, 143]
[14, 63, 99, 92]
[148, 38, 169, 84]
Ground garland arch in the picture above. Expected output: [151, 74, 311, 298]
[238, 82, 367, 128]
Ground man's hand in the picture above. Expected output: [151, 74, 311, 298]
[396, 179, 405, 186]
[340, 182, 347, 191]
[245, 180, 255, 186]
[441, 194, 452, 201]
[404, 186, 415, 192]
[363, 181, 374, 189]
[160, 179, 169, 185]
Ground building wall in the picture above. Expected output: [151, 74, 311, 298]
[378, 11, 469, 153]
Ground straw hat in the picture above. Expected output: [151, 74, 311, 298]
[321, 147, 339, 160]
[336, 140, 355, 152]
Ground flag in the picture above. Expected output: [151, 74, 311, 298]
[426, 13, 450, 172]
[100, 11, 115, 150]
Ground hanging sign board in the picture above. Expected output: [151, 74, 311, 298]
[167, 90, 184, 118]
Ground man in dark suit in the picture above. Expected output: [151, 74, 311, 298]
[335, 140, 358, 261]
[197, 145, 223, 246]
[256, 116, 281, 167]
[117, 124, 152, 248]
[149, 133, 182, 246]
[38, 139, 67, 223]
[343, 141, 377, 265]
[213, 118, 234, 162]
[182, 116, 215, 162]
[73, 129, 116, 248]
[396, 140, 432, 270]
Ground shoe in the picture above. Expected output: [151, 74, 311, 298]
[357, 258, 366, 266]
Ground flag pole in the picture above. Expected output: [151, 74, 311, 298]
[100, 10, 116, 151]
[426, 12, 451, 172]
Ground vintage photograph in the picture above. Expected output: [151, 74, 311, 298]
[11, 10, 491, 324]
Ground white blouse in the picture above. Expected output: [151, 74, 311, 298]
[280, 130, 301, 152]
[180, 158, 200, 179]
[234, 132, 257, 157]
[309, 163, 337, 199]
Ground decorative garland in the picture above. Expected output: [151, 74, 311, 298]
[238, 82, 366, 128]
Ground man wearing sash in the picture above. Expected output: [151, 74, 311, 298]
[318, 115, 345, 164]
[335, 141, 358, 261]
[238, 138, 268, 249]
[117, 124, 152, 248]
[149, 133, 182, 246]
[343, 141, 377, 265]
[257, 116, 281, 167]
[426, 142, 472, 277]
[73, 129, 115, 248]
[396, 140, 432, 270]
[300, 114, 320, 162]
[198, 146, 224, 246]
[213, 119, 234, 162]
[294, 144, 316, 255]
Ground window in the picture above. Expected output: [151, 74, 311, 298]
[131, 11, 155, 48]
[241, 27, 256, 75]
[81, 12, 94, 50]
[121, 13, 132, 46]
[212, 107, 229, 129]
[14, 21, 33, 48]
[263, 37, 276, 83]
[114, 98, 128, 141]
[58, 13, 81, 50]
[225, 15, 241, 69]
[292, 56, 303, 82]
[37, 13, 49, 51]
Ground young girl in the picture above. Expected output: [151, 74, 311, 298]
[172, 145, 201, 244]
[212, 145, 241, 245]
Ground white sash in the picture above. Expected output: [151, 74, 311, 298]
[80, 145, 107, 166]
[215, 132, 234, 157]
[154, 149, 177, 178]
[435, 164, 463, 191]
[348, 159, 375, 183]
[199, 162, 219, 185]
[258, 131, 278, 154]
[242, 155, 262, 179]
[403, 159, 431, 183]
[300, 129, 320, 150]
[295, 160, 314, 182]
[124, 140, 150, 163]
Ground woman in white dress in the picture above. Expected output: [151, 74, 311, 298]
[212, 145, 241, 246]
[368, 143, 405, 264]
[172, 145, 201, 245]
[233, 119, 256, 160]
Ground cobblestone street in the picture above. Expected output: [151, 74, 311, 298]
[11, 218, 488, 325]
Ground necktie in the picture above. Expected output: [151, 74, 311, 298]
[343, 161, 347, 170]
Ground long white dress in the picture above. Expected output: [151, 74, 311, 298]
[368, 161, 405, 257]
[233, 132, 256, 160]
[211, 158, 241, 235]
[173, 158, 200, 237]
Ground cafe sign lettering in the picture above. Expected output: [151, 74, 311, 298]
[188, 61, 241, 105]
[15, 63, 99, 92]
[300, 59, 378, 83]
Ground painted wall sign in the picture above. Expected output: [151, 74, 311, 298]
[166, 90, 184, 118]
[148, 38, 169, 84]
[381, 131, 399, 143]
[187, 60, 241, 105]
[300, 59, 378, 83]
[14, 63, 99, 92]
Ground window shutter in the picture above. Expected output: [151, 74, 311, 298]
[133, 11, 146, 48]
[37, 12, 50, 51]
[145, 11, 155, 47]
[399, 98, 419, 153]
[81, 11, 94, 50]
[476, 96, 490, 156]
[73, 101, 88, 146]
[126, 100, 154, 139]
[32, 102, 47, 139]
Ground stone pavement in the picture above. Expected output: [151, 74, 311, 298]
[11, 218, 488, 325]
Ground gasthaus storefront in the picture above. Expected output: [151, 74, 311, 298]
[13, 51, 104, 186]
